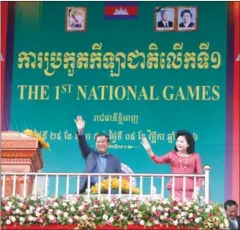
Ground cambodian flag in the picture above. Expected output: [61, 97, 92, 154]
[104, 1, 138, 20]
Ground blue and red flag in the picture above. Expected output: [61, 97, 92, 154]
[104, 2, 138, 20]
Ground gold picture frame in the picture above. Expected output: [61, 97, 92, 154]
[66, 7, 87, 32]
[177, 7, 198, 32]
[155, 7, 177, 32]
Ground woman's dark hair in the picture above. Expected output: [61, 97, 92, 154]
[181, 9, 192, 18]
[174, 130, 195, 154]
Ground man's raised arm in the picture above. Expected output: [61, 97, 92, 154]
[74, 115, 91, 160]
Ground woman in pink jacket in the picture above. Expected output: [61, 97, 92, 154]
[141, 130, 203, 201]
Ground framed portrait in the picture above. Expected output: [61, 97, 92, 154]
[155, 7, 176, 32]
[66, 7, 87, 32]
[177, 7, 198, 31]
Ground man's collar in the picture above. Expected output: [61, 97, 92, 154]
[97, 152, 108, 157]
[229, 217, 237, 222]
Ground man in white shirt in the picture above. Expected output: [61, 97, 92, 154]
[224, 200, 240, 229]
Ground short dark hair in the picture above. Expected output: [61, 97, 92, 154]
[95, 133, 110, 143]
[174, 130, 195, 154]
[224, 200, 238, 210]
[181, 9, 192, 18]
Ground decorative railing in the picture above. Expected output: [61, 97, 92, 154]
[1, 166, 210, 203]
